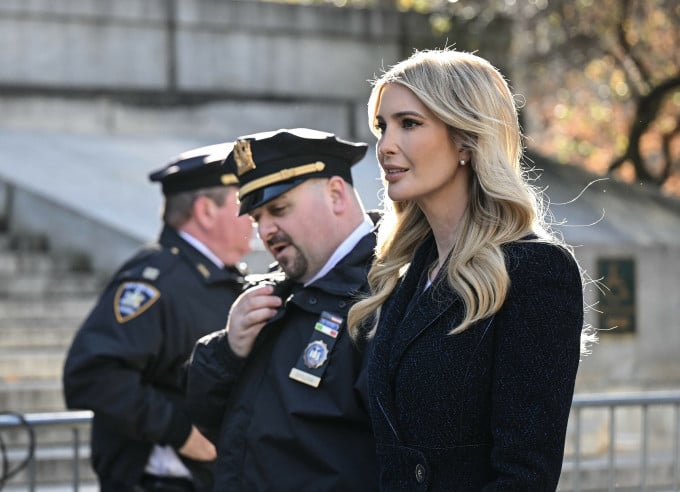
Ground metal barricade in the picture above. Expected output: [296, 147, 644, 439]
[564, 391, 680, 491]
[0, 410, 93, 491]
[2, 392, 680, 491]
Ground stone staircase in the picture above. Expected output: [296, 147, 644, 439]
[0, 232, 104, 490]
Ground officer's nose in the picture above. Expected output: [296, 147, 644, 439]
[257, 215, 277, 243]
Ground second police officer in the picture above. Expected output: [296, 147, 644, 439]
[63, 143, 254, 492]
[187, 128, 379, 491]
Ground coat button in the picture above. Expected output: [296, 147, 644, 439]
[338, 300, 347, 308]
[415, 463, 426, 483]
[308, 297, 317, 305]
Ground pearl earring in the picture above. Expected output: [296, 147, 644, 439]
[459, 160, 466, 166]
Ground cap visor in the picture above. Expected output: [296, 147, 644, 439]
[238, 179, 307, 215]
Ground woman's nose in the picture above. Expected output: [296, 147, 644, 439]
[377, 131, 396, 160]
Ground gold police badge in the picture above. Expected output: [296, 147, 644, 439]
[233, 139, 256, 176]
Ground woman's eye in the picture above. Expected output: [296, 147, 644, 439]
[402, 118, 420, 129]
[374, 121, 386, 133]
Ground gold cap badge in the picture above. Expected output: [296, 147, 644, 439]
[233, 140, 256, 176]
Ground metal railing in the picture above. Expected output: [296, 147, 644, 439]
[0, 410, 93, 491]
[2, 392, 680, 491]
[563, 391, 680, 491]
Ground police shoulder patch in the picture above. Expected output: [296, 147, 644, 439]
[113, 281, 161, 324]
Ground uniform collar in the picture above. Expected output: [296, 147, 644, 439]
[159, 225, 246, 283]
[304, 224, 376, 296]
[178, 230, 224, 268]
[304, 215, 374, 287]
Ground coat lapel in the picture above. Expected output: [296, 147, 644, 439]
[385, 274, 461, 383]
[379, 236, 463, 385]
[370, 236, 462, 442]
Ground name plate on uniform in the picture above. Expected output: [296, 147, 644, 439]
[289, 311, 344, 388]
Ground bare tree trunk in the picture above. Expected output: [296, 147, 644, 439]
[608, 75, 680, 185]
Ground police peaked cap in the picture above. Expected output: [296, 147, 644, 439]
[228, 128, 368, 215]
[149, 142, 238, 195]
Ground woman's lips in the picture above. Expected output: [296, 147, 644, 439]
[382, 166, 408, 181]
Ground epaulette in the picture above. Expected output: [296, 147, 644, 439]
[108, 245, 182, 324]
[113, 243, 182, 284]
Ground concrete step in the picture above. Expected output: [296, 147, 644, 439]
[0, 320, 82, 350]
[1, 232, 49, 254]
[0, 379, 66, 413]
[0, 272, 103, 298]
[0, 297, 96, 319]
[2, 444, 96, 489]
[2, 484, 98, 492]
[0, 347, 68, 381]
[0, 250, 93, 275]
[0, 251, 59, 275]
[0, 234, 11, 250]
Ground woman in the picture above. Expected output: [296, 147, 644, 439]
[347, 49, 595, 490]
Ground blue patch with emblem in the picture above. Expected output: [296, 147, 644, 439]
[290, 311, 344, 388]
[113, 282, 161, 323]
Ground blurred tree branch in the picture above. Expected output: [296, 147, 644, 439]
[272, 0, 680, 194]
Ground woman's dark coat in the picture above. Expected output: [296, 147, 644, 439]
[369, 236, 584, 491]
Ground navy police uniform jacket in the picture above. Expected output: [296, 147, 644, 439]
[187, 230, 379, 492]
[369, 236, 584, 491]
[63, 225, 246, 491]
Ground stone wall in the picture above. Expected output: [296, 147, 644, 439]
[0, 0, 511, 272]
[0, 0, 510, 142]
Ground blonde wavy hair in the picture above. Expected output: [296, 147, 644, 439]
[347, 48, 553, 339]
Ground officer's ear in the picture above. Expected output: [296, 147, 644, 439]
[192, 194, 218, 228]
[326, 176, 348, 215]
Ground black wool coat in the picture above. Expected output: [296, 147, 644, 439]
[369, 235, 584, 491]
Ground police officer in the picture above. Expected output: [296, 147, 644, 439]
[186, 128, 379, 491]
[63, 142, 254, 492]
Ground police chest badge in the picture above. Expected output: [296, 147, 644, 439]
[289, 311, 344, 388]
[303, 340, 328, 369]
[113, 281, 160, 323]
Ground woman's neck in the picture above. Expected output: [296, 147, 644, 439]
[417, 174, 470, 272]
[422, 201, 466, 273]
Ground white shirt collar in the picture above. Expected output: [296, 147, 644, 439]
[304, 215, 374, 287]
[178, 230, 224, 269]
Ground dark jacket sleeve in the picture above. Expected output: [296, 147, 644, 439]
[62, 281, 192, 449]
[484, 243, 583, 490]
[186, 329, 247, 433]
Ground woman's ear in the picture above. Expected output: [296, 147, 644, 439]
[459, 147, 472, 166]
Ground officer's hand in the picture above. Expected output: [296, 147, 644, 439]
[227, 284, 282, 358]
[178, 426, 216, 462]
